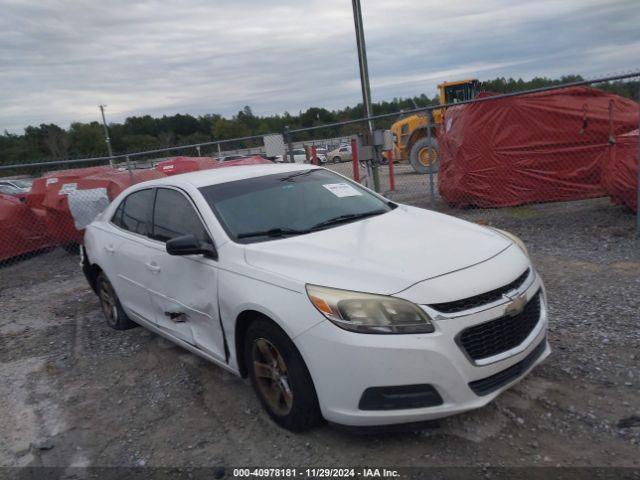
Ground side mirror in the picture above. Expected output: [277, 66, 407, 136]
[166, 234, 217, 260]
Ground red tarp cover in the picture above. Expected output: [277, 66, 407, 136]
[25, 166, 135, 246]
[77, 168, 166, 200]
[155, 157, 218, 176]
[438, 87, 639, 207]
[26, 166, 112, 209]
[602, 129, 638, 213]
[155, 155, 272, 175]
[0, 193, 51, 262]
[29, 166, 114, 245]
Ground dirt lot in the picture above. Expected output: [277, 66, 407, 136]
[1, 197, 639, 472]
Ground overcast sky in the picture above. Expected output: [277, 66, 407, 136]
[1, 0, 638, 133]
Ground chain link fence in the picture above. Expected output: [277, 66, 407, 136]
[1, 72, 638, 266]
[291, 72, 640, 236]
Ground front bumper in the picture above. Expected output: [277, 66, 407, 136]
[295, 273, 549, 427]
[79, 246, 98, 293]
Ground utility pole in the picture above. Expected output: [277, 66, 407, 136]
[99, 105, 114, 167]
[351, 0, 380, 192]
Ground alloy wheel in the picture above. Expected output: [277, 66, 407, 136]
[252, 338, 293, 416]
[99, 279, 119, 328]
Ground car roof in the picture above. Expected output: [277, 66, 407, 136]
[134, 163, 321, 189]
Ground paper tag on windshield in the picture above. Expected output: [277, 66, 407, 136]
[322, 183, 362, 198]
[46, 177, 58, 185]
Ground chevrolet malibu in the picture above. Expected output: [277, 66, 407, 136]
[81, 164, 550, 431]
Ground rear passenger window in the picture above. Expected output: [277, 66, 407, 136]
[152, 188, 210, 243]
[111, 201, 125, 228]
[113, 189, 154, 236]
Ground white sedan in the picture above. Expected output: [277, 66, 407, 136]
[82, 164, 550, 431]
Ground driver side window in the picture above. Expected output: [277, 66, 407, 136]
[152, 188, 210, 244]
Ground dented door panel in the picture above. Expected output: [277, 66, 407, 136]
[147, 248, 225, 361]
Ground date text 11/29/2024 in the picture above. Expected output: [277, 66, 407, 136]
[232, 468, 400, 478]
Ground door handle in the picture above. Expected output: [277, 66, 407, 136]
[145, 262, 161, 273]
[104, 245, 115, 254]
[164, 311, 187, 323]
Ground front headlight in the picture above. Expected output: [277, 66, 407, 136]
[490, 227, 529, 257]
[306, 284, 435, 334]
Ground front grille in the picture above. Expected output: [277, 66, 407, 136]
[459, 291, 541, 361]
[430, 268, 530, 314]
[469, 337, 547, 396]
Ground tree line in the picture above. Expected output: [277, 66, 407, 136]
[1, 75, 637, 166]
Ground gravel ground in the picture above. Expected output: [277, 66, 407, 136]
[0, 195, 639, 472]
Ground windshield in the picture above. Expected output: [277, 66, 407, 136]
[199, 169, 393, 243]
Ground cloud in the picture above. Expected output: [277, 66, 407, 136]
[0, 0, 638, 132]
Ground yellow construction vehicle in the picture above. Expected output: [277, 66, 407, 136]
[390, 79, 479, 173]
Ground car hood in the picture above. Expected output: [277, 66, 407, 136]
[243, 205, 512, 295]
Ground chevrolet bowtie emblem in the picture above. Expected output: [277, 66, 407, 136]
[504, 293, 527, 317]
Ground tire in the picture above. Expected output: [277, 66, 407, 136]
[332, 156, 341, 163]
[409, 137, 439, 174]
[96, 272, 136, 330]
[244, 319, 322, 431]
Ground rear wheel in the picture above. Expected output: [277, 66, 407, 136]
[409, 137, 439, 174]
[97, 273, 136, 330]
[245, 319, 322, 431]
[332, 156, 341, 163]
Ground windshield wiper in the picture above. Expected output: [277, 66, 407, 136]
[237, 210, 388, 239]
[280, 169, 319, 181]
[310, 209, 388, 230]
[237, 227, 310, 239]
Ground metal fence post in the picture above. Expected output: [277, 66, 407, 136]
[364, 159, 373, 189]
[196, 145, 201, 157]
[427, 110, 436, 208]
[388, 150, 395, 191]
[371, 159, 380, 193]
[125, 155, 133, 183]
[284, 126, 294, 163]
[351, 138, 360, 183]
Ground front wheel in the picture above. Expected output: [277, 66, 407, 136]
[332, 156, 341, 163]
[245, 319, 322, 431]
[409, 137, 439, 174]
